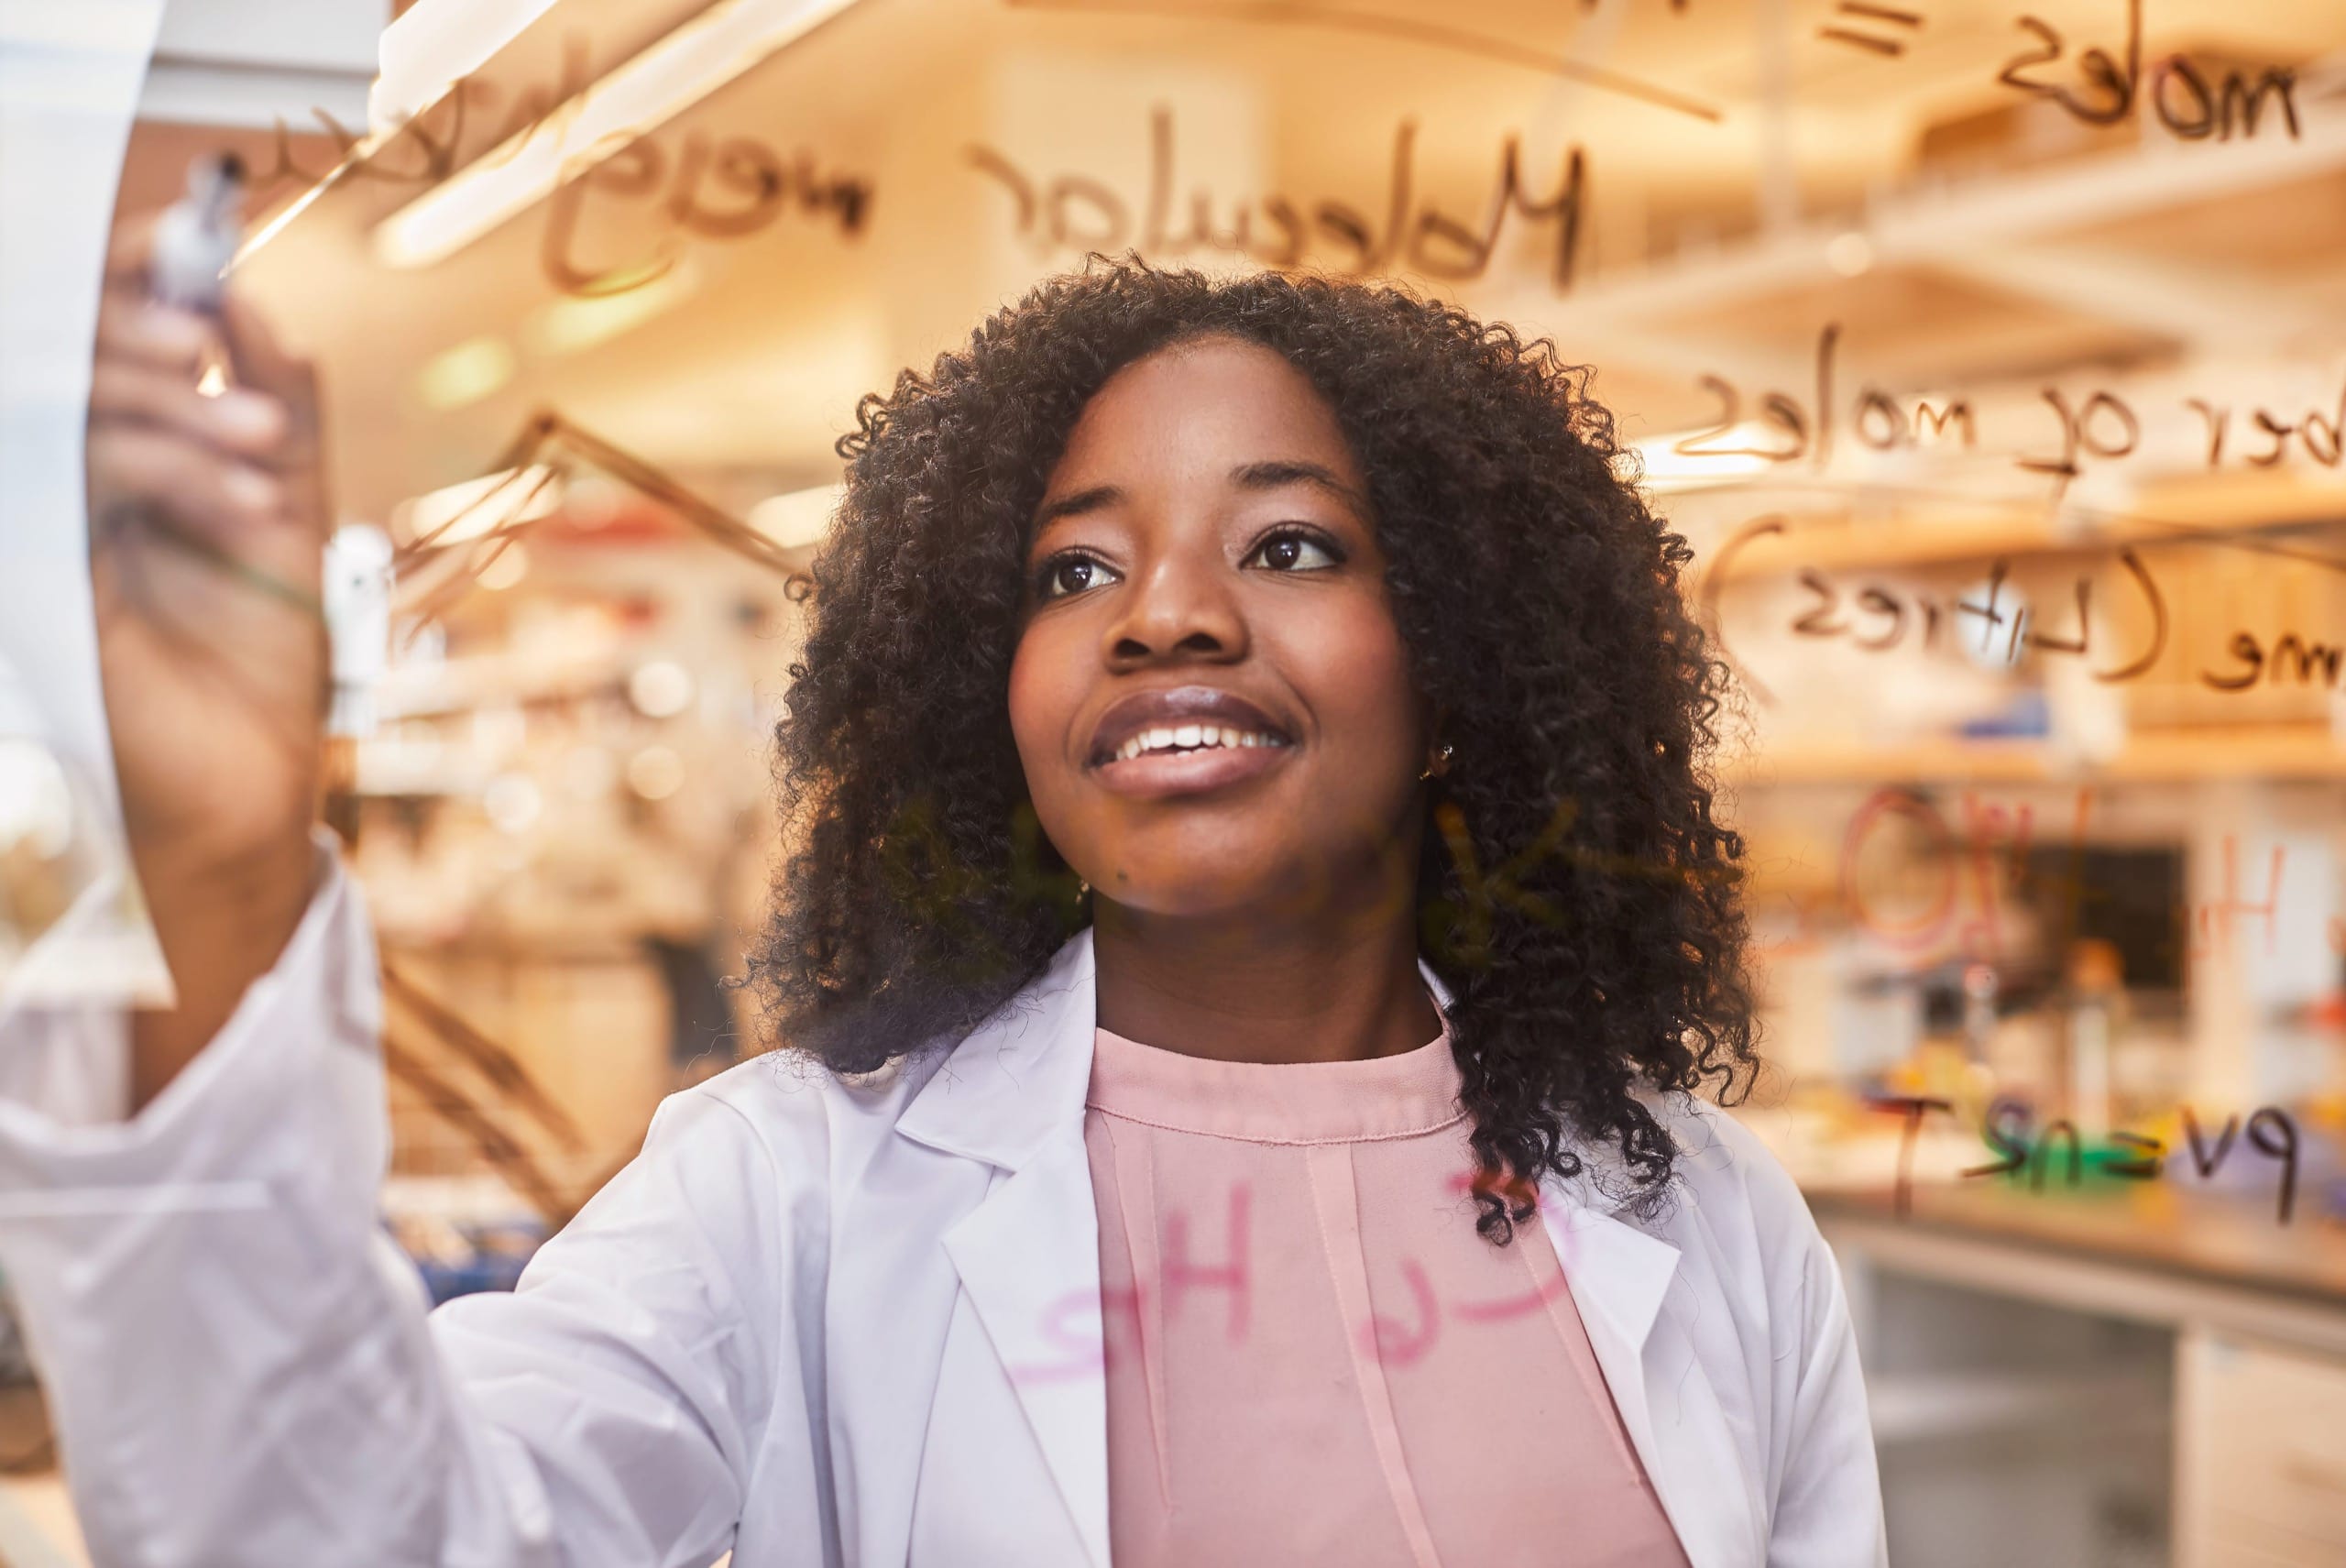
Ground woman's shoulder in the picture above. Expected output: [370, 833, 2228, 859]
[1627, 1091, 1830, 1261]
[645, 1045, 959, 1190]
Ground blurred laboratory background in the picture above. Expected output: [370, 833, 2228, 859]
[3, 0, 2345, 1563]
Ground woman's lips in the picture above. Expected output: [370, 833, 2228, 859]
[1090, 738, 1294, 798]
[1082, 685, 1297, 798]
[1086, 685, 1290, 765]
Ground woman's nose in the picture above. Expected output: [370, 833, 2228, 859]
[1103, 550, 1247, 667]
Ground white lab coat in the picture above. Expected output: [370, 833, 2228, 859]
[0, 847, 1886, 1568]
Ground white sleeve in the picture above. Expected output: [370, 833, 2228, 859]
[1742, 1141, 1886, 1568]
[0, 843, 811, 1568]
[1766, 1224, 1888, 1568]
[1687, 1103, 1886, 1568]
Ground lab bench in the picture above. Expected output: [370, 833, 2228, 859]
[1815, 1185, 2346, 1568]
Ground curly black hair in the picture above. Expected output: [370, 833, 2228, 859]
[751, 256, 1757, 1241]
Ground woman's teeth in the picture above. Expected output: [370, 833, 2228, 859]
[1111, 725, 1286, 762]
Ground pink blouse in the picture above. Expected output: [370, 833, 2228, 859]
[1081, 1009, 1691, 1568]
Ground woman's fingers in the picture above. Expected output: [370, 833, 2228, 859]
[99, 209, 317, 448]
[217, 289, 313, 408]
[93, 285, 214, 378]
[103, 210, 161, 285]
[86, 423, 286, 551]
[90, 358, 288, 463]
[100, 214, 210, 371]
[217, 291, 324, 484]
[91, 211, 328, 552]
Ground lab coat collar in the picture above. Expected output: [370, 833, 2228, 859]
[895, 925, 1466, 1175]
[893, 925, 1101, 1172]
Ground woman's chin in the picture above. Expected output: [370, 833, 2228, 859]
[1087, 862, 1367, 927]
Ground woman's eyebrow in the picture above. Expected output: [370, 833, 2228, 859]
[1031, 483, 1122, 532]
[1232, 459, 1368, 516]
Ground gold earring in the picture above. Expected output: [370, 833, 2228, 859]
[1419, 742, 1454, 782]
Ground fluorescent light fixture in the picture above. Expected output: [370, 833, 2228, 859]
[369, 0, 565, 134]
[373, 0, 864, 270]
[1825, 232, 1874, 278]
[392, 466, 564, 545]
[522, 259, 701, 357]
[1621, 428, 1779, 493]
[476, 541, 532, 592]
[749, 483, 843, 548]
[413, 335, 517, 411]
[238, 0, 560, 269]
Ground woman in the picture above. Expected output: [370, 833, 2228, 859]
[0, 244, 1882, 1566]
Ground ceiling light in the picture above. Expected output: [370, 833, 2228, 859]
[370, 0, 565, 133]
[1621, 430, 1779, 493]
[374, 0, 865, 270]
[627, 661, 696, 719]
[749, 483, 843, 548]
[236, 0, 565, 271]
[1825, 232, 1875, 278]
[523, 260, 701, 357]
[414, 335, 516, 411]
[392, 466, 564, 544]
[628, 745, 685, 801]
[477, 541, 532, 591]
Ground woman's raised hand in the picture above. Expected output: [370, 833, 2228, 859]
[86, 214, 331, 1105]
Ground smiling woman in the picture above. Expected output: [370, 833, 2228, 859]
[6, 247, 1882, 1568]
[760, 259, 1760, 1229]
[727, 261, 1880, 1565]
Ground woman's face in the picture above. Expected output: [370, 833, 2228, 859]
[1008, 334, 1432, 925]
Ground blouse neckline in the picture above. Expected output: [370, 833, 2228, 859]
[1085, 1004, 1463, 1146]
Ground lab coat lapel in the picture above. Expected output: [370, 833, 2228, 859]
[938, 1135, 1109, 1566]
[898, 928, 1111, 1568]
[1540, 1176, 1759, 1568]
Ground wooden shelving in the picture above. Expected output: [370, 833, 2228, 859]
[1696, 482, 2346, 587]
[1726, 726, 2346, 785]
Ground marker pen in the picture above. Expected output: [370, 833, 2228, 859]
[148, 152, 246, 313]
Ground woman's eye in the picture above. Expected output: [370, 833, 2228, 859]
[1247, 529, 1341, 572]
[1038, 554, 1118, 600]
